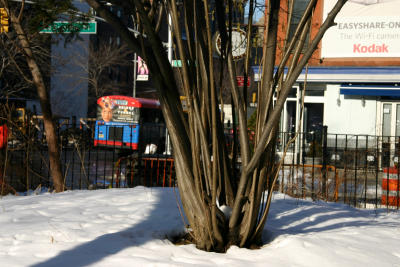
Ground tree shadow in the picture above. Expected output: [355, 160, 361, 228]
[262, 196, 396, 244]
[28, 190, 396, 265]
[29, 187, 185, 267]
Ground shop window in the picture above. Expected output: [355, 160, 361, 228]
[274, 87, 297, 98]
[288, 87, 297, 98]
[303, 83, 325, 96]
[303, 103, 324, 139]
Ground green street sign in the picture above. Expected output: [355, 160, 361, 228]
[172, 60, 182, 67]
[40, 21, 97, 34]
[171, 60, 196, 67]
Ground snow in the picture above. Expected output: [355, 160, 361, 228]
[0, 187, 399, 267]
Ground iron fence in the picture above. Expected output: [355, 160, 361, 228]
[0, 121, 399, 210]
[276, 130, 400, 210]
[0, 121, 175, 194]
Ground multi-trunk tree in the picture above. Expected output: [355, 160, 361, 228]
[84, 0, 347, 252]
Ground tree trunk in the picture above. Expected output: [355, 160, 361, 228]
[6, 5, 64, 192]
[84, 0, 349, 252]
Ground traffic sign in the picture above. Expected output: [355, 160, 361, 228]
[40, 21, 97, 34]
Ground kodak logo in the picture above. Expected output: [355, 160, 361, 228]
[353, 43, 389, 53]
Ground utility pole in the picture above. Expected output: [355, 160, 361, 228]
[131, 15, 137, 97]
[133, 53, 137, 97]
[165, 13, 172, 155]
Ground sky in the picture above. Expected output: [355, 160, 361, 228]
[245, 0, 266, 23]
[0, 187, 399, 267]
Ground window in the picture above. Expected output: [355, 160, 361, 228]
[303, 83, 325, 97]
[274, 87, 297, 98]
[288, 0, 310, 48]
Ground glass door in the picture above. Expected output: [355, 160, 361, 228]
[277, 87, 299, 153]
[380, 103, 400, 168]
[276, 87, 300, 164]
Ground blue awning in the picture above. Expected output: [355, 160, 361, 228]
[340, 84, 400, 97]
[251, 66, 400, 83]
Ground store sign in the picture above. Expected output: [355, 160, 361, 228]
[236, 76, 250, 87]
[321, 0, 400, 58]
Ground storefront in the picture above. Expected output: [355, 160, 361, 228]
[252, 66, 400, 165]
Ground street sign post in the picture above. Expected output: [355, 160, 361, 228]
[40, 21, 97, 34]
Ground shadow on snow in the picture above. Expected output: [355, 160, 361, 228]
[29, 191, 393, 266]
[29, 187, 184, 267]
[262, 196, 396, 244]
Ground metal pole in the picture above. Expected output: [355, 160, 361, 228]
[165, 13, 173, 155]
[131, 15, 138, 97]
[133, 53, 137, 97]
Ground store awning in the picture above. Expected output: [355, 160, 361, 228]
[340, 84, 400, 97]
[251, 66, 400, 83]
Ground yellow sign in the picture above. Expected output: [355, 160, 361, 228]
[180, 96, 189, 113]
[0, 8, 9, 33]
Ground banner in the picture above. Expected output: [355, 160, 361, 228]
[97, 96, 139, 123]
[137, 56, 149, 81]
[322, 0, 400, 58]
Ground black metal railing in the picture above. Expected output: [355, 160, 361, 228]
[0, 121, 175, 193]
[1, 121, 399, 210]
[276, 130, 400, 210]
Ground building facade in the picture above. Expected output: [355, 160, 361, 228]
[252, 0, 400, 166]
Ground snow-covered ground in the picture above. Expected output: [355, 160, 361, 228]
[0, 187, 399, 267]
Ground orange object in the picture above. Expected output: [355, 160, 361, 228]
[381, 168, 400, 207]
[0, 124, 8, 149]
[382, 178, 399, 191]
[381, 195, 400, 206]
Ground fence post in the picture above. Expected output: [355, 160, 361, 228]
[311, 132, 315, 200]
[322, 126, 328, 200]
[355, 135, 359, 207]
[397, 137, 400, 210]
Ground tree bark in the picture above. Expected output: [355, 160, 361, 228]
[3, 2, 64, 192]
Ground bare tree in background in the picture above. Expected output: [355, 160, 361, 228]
[0, 0, 70, 192]
[57, 41, 132, 99]
[0, 31, 50, 98]
[87, 0, 347, 252]
[51, 40, 132, 117]
[88, 42, 131, 98]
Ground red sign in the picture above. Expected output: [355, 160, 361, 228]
[0, 124, 8, 149]
[236, 76, 251, 87]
